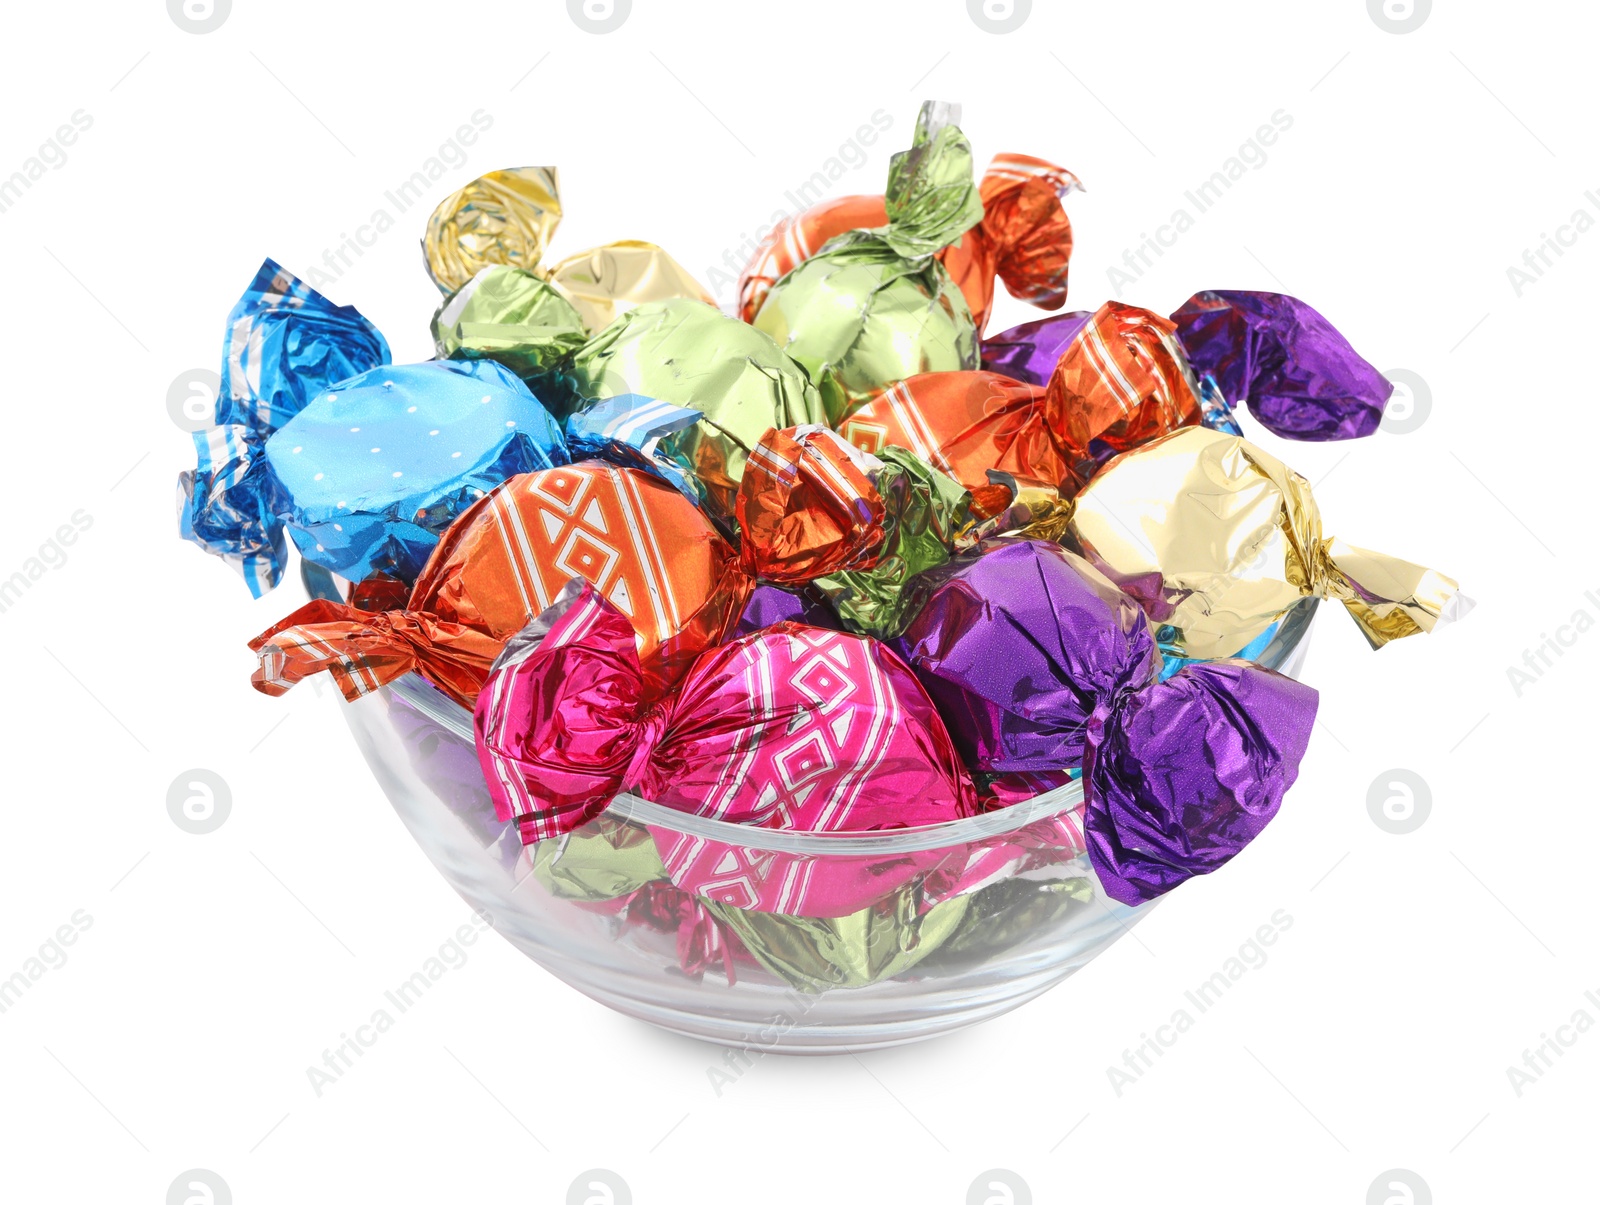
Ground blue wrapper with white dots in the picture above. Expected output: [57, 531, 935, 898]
[265, 359, 569, 584]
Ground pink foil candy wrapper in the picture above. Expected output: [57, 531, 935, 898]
[895, 540, 1319, 904]
[647, 804, 1087, 920]
[475, 579, 978, 845]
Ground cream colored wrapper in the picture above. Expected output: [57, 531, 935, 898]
[1068, 426, 1461, 659]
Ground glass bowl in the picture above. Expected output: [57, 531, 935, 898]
[309, 565, 1316, 1053]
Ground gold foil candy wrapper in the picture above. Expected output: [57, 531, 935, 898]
[545, 240, 716, 332]
[1068, 426, 1461, 658]
[423, 167, 562, 294]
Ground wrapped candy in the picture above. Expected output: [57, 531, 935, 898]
[980, 310, 1090, 386]
[422, 167, 563, 293]
[811, 446, 975, 639]
[422, 165, 712, 333]
[895, 539, 1319, 903]
[250, 462, 748, 708]
[1042, 300, 1206, 492]
[264, 359, 568, 584]
[734, 424, 886, 581]
[474, 580, 979, 844]
[837, 371, 1067, 518]
[738, 153, 1082, 336]
[752, 101, 985, 424]
[432, 265, 588, 381]
[1068, 425, 1464, 658]
[1170, 290, 1392, 440]
[178, 259, 390, 596]
[734, 585, 842, 635]
[563, 299, 828, 516]
[544, 241, 716, 333]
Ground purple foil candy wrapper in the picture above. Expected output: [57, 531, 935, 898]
[896, 540, 1318, 904]
[979, 310, 1091, 387]
[734, 584, 843, 635]
[1170, 290, 1391, 440]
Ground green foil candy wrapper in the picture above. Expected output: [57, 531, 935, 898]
[530, 819, 668, 902]
[703, 889, 970, 993]
[752, 101, 984, 424]
[565, 298, 827, 516]
[814, 446, 975, 638]
[431, 265, 589, 382]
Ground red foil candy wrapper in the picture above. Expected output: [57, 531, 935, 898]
[1043, 300, 1204, 492]
[737, 155, 1081, 335]
[474, 580, 978, 845]
[837, 371, 1068, 519]
[250, 463, 748, 708]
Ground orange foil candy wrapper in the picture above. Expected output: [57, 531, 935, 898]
[838, 371, 1065, 519]
[250, 463, 748, 708]
[250, 429, 890, 707]
[474, 580, 978, 845]
[737, 154, 1082, 335]
[838, 301, 1206, 512]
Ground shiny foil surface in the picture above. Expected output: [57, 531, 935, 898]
[980, 310, 1091, 386]
[894, 540, 1318, 903]
[250, 462, 747, 707]
[838, 371, 1068, 518]
[545, 240, 716, 332]
[812, 446, 974, 639]
[422, 166, 562, 294]
[178, 259, 390, 597]
[1171, 290, 1392, 440]
[1068, 426, 1463, 657]
[751, 101, 983, 423]
[474, 581, 978, 843]
[565, 299, 827, 516]
[735, 426, 886, 583]
[1044, 300, 1205, 491]
[265, 359, 568, 584]
[431, 265, 587, 380]
[737, 153, 1080, 336]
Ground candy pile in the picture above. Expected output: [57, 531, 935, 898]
[182, 101, 1462, 987]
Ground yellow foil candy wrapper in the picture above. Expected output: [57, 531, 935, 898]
[423, 168, 714, 331]
[423, 167, 562, 294]
[545, 240, 716, 332]
[1068, 426, 1462, 658]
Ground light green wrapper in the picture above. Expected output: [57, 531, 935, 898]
[564, 298, 826, 516]
[432, 265, 588, 382]
[752, 101, 984, 424]
[530, 819, 667, 901]
[814, 446, 974, 638]
[704, 889, 970, 993]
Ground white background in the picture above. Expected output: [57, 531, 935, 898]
[1, 0, 1593, 1201]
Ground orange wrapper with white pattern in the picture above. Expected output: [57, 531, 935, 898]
[1043, 301, 1205, 493]
[736, 154, 1082, 335]
[837, 371, 1068, 519]
[250, 463, 750, 708]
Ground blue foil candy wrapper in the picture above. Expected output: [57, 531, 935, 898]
[265, 359, 568, 583]
[895, 539, 1318, 904]
[178, 259, 391, 596]
[1170, 290, 1392, 440]
[563, 394, 708, 506]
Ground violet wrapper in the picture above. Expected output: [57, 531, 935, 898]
[894, 540, 1318, 903]
[1169, 290, 1391, 440]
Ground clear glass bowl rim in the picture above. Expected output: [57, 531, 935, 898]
[302, 562, 1315, 857]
